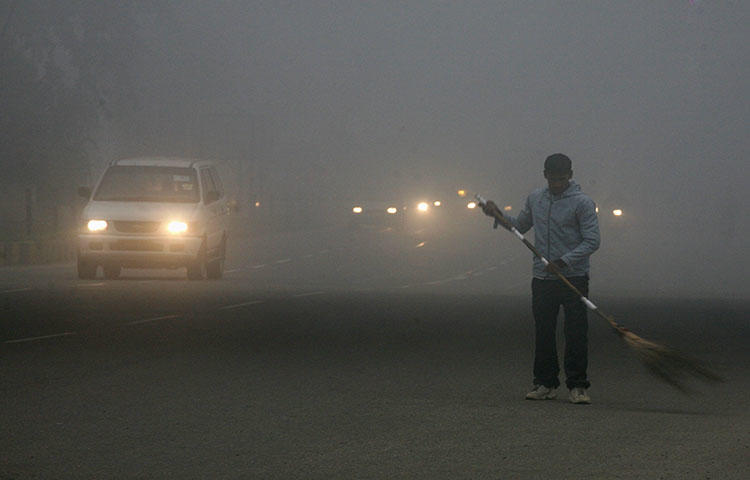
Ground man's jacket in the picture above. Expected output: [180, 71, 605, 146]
[504, 180, 600, 280]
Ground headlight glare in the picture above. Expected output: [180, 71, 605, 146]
[167, 221, 189, 234]
[87, 219, 108, 232]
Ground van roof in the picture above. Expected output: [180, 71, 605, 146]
[111, 157, 214, 168]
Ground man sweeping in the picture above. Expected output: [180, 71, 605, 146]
[482, 153, 600, 404]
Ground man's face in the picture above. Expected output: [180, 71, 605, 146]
[544, 170, 572, 196]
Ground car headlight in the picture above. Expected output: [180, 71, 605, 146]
[87, 219, 108, 232]
[612, 209, 623, 217]
[467, 201, 477, 209]
[386, 207, 398, 214]
[167, 221, 189, 234]
[352, 206, 363, 214]
[417, 202, 429, 212]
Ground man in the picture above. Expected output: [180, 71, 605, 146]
[482, 153, 600, 404]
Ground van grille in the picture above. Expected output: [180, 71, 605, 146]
[110, 239, 163, 252]
[113, 221, 160, 234]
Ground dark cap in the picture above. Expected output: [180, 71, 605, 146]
[544, 153, 572, 173]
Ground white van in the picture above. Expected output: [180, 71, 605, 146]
[77, 157, 229, 280]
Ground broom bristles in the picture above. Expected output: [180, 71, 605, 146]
[620, 329, 725, 392]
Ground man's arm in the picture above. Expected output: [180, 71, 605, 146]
[481, 195, 532, 233]
[560, 197, 600, 266]
[509, 196, 533, 234]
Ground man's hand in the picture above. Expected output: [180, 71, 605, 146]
[481, 200, 500, 218]
[544, 258, 567, 273]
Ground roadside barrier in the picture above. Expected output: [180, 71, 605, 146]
[0, 237, 76, 266]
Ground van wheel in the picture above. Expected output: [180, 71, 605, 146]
[103, 263, 121, 280]
[207, 238, 226, 280]
[187, 245, 207, 280]
[77, 256, 97, 279]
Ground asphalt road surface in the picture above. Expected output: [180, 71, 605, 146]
[2, 220, 748, 479]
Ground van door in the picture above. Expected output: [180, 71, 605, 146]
[199, 167, 225, 257]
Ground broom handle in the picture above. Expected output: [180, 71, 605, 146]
[475, 194, 629, 335]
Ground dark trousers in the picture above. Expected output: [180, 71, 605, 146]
[531, 277, 591, 390]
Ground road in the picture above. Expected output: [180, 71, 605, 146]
[1, 220, 748, 479]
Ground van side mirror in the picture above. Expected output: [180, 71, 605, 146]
[204, 191, 219, 204]
[77, 186, 92, 199]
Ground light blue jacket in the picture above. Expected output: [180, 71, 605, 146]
[502, 181, 600, 279]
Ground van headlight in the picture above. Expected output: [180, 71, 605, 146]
[167, 221, 189, 234]
[87, 219, 108, 232]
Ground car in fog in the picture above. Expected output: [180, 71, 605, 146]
[76, 157, 229, 280]
[349, 200, 405, 231]
[349, 195, 451, 233]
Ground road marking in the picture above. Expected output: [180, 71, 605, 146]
[219, 300, 265, 310]
[1, 287, 32, 294]
[302, 254, 314, 258]
[251, 264, 267, 269]
[77, 282, 105, 288]
[275, 258, 292, 264]
[126, 314, 181, 326]
[224, 268, 243, 273]
[293, 291, 325, 298]
[4, 332, 76, 344]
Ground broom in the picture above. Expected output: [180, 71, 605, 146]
[474, 194, 724, 392]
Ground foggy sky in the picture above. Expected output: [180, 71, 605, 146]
[162, 1, 748, 206]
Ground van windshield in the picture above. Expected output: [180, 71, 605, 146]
[93, 166, 199, 203]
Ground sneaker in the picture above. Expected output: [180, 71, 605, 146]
[525, 384, 557, 400]
[568, 387, 591, 404]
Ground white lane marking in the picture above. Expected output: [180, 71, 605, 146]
[224, 269, 243, 273]
[1, 287, 32, 294]
[425, 280, 444, 285]
[487, 266, 498, 271]
[77, 282, 105, 288]
[292, 291, 325, 298]
[398, 284, 411, 289]
[302, 254, 314, 259]
[318, 249, 329, 254]
[4, 332, 76, 344]
[126, 314, 181, 326]
[275, 258, 292, 264]
[251, 264, 267, 269]
[219, 300, 265, 310]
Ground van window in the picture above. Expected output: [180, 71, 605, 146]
[93, 166, 199, 203]
[209, 168, 224, 198]
[200, 168, 218, 204]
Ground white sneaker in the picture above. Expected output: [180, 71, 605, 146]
[568, 387, 591, 404]
[525, 384, 557, 400]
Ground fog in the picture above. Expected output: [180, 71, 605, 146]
[1, 1, 747, 298]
